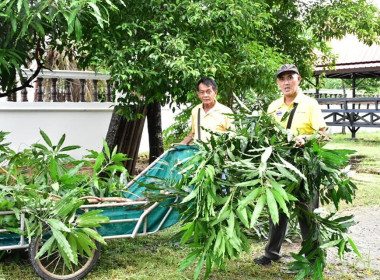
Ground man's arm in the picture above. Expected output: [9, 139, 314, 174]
[180, 132, 195, 145]
[294, 127, 329, 147]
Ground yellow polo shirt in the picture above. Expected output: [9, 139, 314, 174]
[267, 91, 326, 136]
[191, 101, 233, 142]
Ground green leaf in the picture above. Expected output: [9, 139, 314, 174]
[182, 188, 199, 204]
[67, 9, 78, 35]
[320, 239, 341, 249]
[181, 222, 195, 244]
[51, 228, 75, 266]
[75, 17, 83, 41]
[56, 134, 66, 151]
[39, 130, 52, 148]
[226, 148, 235, 161]
[66, 162, 85, 178]
[31, 143, 48, 152]
[56, 200, 83, 217]
[81, 228, 106, 245]
[235, 179, 260, 188]
[179, 249, 201, 271]
[338, 239, 345, 259]
[213, 230, 224, 255]
[250, 194, 266, 227]
[235, 207, 249, 228]
[238, 186, 262, 210]
[347, 237, 361, 258]
[76, 210, 109, 228]
[273, 163, 298, 182]
[111, 153, 128, 163]
[270, 180, 290, 202]
[266, 189, 279, 225]
[35, 235, 56, 260]
[17, 0, 22, 12]
[193, 254, 206, 280]
[76, 231, 96, 257]
[205, 165, 215, 181]
[88, 2, 104, 28]
[94, 152, 105, 172]
[10, 16, 17, 33]
[226, 211, 235, 237]
[271, 189, 289, 217]
[103, 140, 110, 160]
[47, 219, 70, 232]
[50, 157, 58, 181]
[68, 233, 78, 265]
[60, 145, 81, 152]
[313, 257, 323, 280]
[52, 190, 82, 216]
[22, 0, 29, 14]
[261, 146, 272, 164]
[210, 207, 230, 226]
[279, 156, 306, 181]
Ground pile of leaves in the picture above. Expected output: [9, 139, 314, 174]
[0, 130, 129, 268]
[149, 97, 360, 280]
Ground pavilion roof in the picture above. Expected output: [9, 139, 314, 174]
[314, 35, 380, 79]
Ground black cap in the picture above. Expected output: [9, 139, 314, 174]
[277, 64, 299, 77]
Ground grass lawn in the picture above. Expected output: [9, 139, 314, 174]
[1, 132, 380, 280]
[325, 132, 380, 210]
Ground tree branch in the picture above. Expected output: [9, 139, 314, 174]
[0, 38, 44, 98]
[0, 63, 43, 98]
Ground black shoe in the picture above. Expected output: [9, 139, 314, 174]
[253, 256, 274, 266]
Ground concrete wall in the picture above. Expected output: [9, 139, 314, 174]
[0, 102, 114, 159]
[138, 105, 185, 153]
[0, 102, 183, 158]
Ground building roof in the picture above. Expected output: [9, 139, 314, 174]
[314, 35, 380, 79]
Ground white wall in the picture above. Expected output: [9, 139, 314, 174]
[0, 101, 185, 158]
[0, 102, 114, 159]
[138, 105, 187, 153]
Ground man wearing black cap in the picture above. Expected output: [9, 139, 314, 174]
[253, 64, 328, 265]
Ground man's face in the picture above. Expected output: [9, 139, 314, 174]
[197, 83, 217, 106]
[277, 72, 302, 97]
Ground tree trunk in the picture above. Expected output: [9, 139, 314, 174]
[105, 106, 147, 175]
[147, 100, 164, 163]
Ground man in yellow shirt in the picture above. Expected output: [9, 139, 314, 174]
[180, 77, 233, 144]
[254, 64, 327, 265]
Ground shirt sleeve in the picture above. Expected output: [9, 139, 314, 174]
[310, 101, 327, 131]
[225, 109, 234, 130]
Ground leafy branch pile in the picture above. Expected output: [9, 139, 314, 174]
[0, 130, 129, 268]
[154, 99, 359, 280]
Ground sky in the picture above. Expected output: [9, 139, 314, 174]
[372, 0, 380, 8]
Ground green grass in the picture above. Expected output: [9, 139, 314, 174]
[326, 133, 380, 175]
[348, 173, 380, 208]
[325, 133, 380, 209]
[329, 131, 380, 142]
[2, 226, 376, 280]
[1, 132, 380, 279]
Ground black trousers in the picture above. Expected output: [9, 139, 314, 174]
[264, 192, 319, 260]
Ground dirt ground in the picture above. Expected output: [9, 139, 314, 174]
[328, 206, 380, 271]
[279, 206, 380, 277]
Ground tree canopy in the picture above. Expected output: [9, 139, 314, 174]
[1, 0, 379, 103]
[2, 0, 379, 161]
[0, 0, 117, 96]
[76, 0, 380, 112]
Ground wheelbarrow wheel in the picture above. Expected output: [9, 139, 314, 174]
[28, 234, 101, 280]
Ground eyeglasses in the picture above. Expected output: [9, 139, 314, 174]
[198, 89, 214, 95]
[278, 74, 298, 82]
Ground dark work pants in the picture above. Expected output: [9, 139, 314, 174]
[264, 192, 319, 260]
